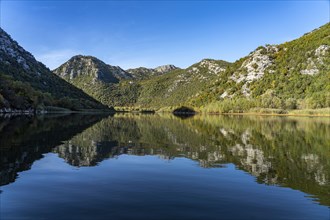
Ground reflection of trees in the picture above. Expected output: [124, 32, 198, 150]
[53, 114, 329, 205]
[162, 115, 330, 206]
[0, 113, 329, 206]
[0, 114, 107, 186]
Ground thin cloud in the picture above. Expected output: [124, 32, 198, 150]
[36, 49, 81, 70]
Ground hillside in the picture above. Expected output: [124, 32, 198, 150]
[54, 56, 231, 107]
[129, 23, 330, 111]
[0, 28, 107, 112]
[53, 23, 330, 112]
[189, 23, 330, 112]
[134, 59, 231, 108]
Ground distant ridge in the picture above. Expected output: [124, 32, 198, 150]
[126, 64, 180, 79]
[53, 23, 330, 111]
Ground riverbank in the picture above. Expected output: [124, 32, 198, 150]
[2, 106, 329, 117]
[204, 108, 330, 117]
[115, 106, 330, 117]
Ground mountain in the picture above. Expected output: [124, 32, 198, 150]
[121, 23, 330, 111]
[0, 28, 107, 112]
[53, 55, 139, 107]
[53, 23, 329, 112]
[54, 55, 231, 108]
[53, 56, 181, 107]
[53, 55, 132, 83]
[126, 64, 179, 79]
[189, 23, 330, 112]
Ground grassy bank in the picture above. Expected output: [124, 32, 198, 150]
[114, 105, 330, 116]
[114, 106, 156, 113]
[201, 107, 330, 116]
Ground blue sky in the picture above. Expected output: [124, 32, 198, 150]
[1, 0, 329, 69]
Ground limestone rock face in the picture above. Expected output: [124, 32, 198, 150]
[154, 64, 179, 74]
[0, 27, 43, 74]
[186, 59, 230, 80]
[231, 45, 278, 84]
[126, 64, 179, 79]
[300, 45, 329, 76]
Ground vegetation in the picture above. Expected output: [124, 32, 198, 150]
[0, 73, 52, 110]
[0, 114, 107, 185]
[187, 23, 330, 113]
[2, 23, 329, 114]
[53, 23, 329, 114]
[0, 71, 106, 111]
[123, 59, 232, 109]
[0, 28, 107, 111]
[67, 76, 141, 107]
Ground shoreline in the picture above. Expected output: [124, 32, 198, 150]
[207, 112, 330, 117]
[0, 107, 115, 116]
[1, 107, 329, 117]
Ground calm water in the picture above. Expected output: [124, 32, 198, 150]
[0, 113, 329, 220]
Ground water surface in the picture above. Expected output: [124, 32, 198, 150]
[0, 113, 329, 219]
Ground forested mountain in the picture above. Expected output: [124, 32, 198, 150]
[54, 23, 329, 112]
[2, 23, 328, 113]
[133, 59, 231, 108]
[189, 23, 330, 112]
[53, 57, 180, 107]
[54, 56, 231, 108]
[0, 28, 107, 111]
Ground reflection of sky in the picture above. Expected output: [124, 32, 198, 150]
[1, 1, 329, 69]
[1, 153, 328, 220]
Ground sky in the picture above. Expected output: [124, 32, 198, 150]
[0, 0, 329, 70]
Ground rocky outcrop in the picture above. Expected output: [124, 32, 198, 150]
[0, 28, 34, 71]
[188, 59, 229, 76]
[126, 67, 157, 79]
[231, 45, 278, 83]
[154, 64, 179, 74]
[300, 45, 329, 76]
[225, 45, 278, 97]
[126, 64, 179, 79]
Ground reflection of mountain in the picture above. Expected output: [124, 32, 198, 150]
[51, 114, 330, 206]
[0, 114, 108, 185]
[0, 113, 329, 206]
[55, 140, 118, 166]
